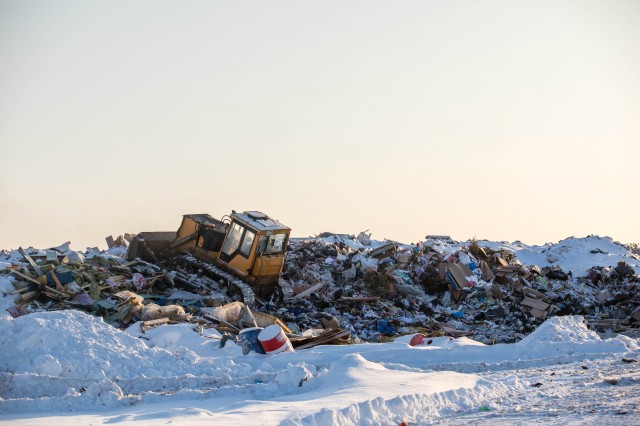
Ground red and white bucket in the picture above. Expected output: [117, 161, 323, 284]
[258, 324, 295, 354]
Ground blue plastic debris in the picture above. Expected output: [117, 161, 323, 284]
[377, 319, 394, 334]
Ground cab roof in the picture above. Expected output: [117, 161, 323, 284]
[232, 211, 290, 232]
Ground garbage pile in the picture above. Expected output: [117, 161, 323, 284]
[275, 234, 640, 343]
[0, 240, 350, 353]
[0, 242, 198, 327]
[1, 234, 639, 349]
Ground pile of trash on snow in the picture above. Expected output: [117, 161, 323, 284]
[1, 233, 639, 353]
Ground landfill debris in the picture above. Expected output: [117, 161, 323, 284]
[238, 327, 266, 355]
[1, 234, 639, 350]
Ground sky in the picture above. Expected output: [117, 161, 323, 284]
[1, 0, 639, 250]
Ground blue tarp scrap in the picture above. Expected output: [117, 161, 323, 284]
[377, 319, 394, 334]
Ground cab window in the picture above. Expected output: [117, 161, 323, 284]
[221, 222, 243, 255]
[257, 233, 287, 254]
[240, 229, 256, 257]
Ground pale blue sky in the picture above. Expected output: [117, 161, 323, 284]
[1, 0, 638, 250]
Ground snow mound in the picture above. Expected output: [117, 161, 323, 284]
[0, 275, 19, 320]
[320, 353, 388, 390]
[0, 310, 199, 380]
[417, 235, 638, 277]
[276, 364, 314, 387]
[85, 378, 125, 406]
[283, 353, 510, 426]
[516, 316, 639, 359]
[514, 236, 640, 276]
[125, 321, 227, 360]
[519, 315, 601, 345]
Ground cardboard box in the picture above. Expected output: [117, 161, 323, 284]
[445, 263, 475, 290]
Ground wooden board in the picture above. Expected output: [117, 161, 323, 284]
[479, 260, 494, 281]
[522, 287, 549, 302]
[251, 311, 292, 334]
[291, 281, 327, 299]
[521, 296, 550, 311]
[339, 296, 381, 302]
[141, 317, 170, 331]
[528, 307, 548, 320]
[49, 271, 64, 291]
[491, 283, 505, 300]
[294, 329, 351, 350]
[436, 322, 474, 338]
[18, 247, 43, 277]
[9, 270, 42, 286]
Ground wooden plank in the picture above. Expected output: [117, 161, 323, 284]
[203, 315, 241, 333]
[521, 296, 549, 311]
[437, 322, 474, 338]
[292, 286, 311, 295]
[9, 286, 33, 295]
[141, 317, 170, 329]
[292, 281, 327, 299]
[522, 287, 549, 302]
[339, 296, 381, 302]
[491, 283, 505, 300]
[479, 260, 494, 281]
[145, 273, 166, 288]
[529, 307, 548, 319]
[41, 282, 72, 298]
[9, 270, 42, 286]
[49, 271, 64, 291]
[368, 242, 396, 259]
[497, 265, 520, 273]
[252, 311, 292, 334]
[294, 329, 351, 350]
[166, 232, 197, 250]
[41, 286, 71, 301]
[81, 284, 113, 292]
[105, 235, 115, 249]
[18, 247, 43, 277]
[18, 290, 39, 303]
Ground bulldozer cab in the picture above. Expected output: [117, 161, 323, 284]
[126, 210, 290, 303]
[217, 211, 290, 286]
[174, 214, 228, 262]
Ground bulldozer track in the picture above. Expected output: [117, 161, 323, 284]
[278, 277, 295, 300]
[177, 254, 256, 306]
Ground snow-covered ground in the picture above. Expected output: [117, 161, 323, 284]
[1, 309, 638, 425]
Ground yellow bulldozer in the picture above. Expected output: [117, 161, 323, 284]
[126, 211, 291, 305]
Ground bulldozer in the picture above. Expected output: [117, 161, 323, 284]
[126, 211, 291, 305]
